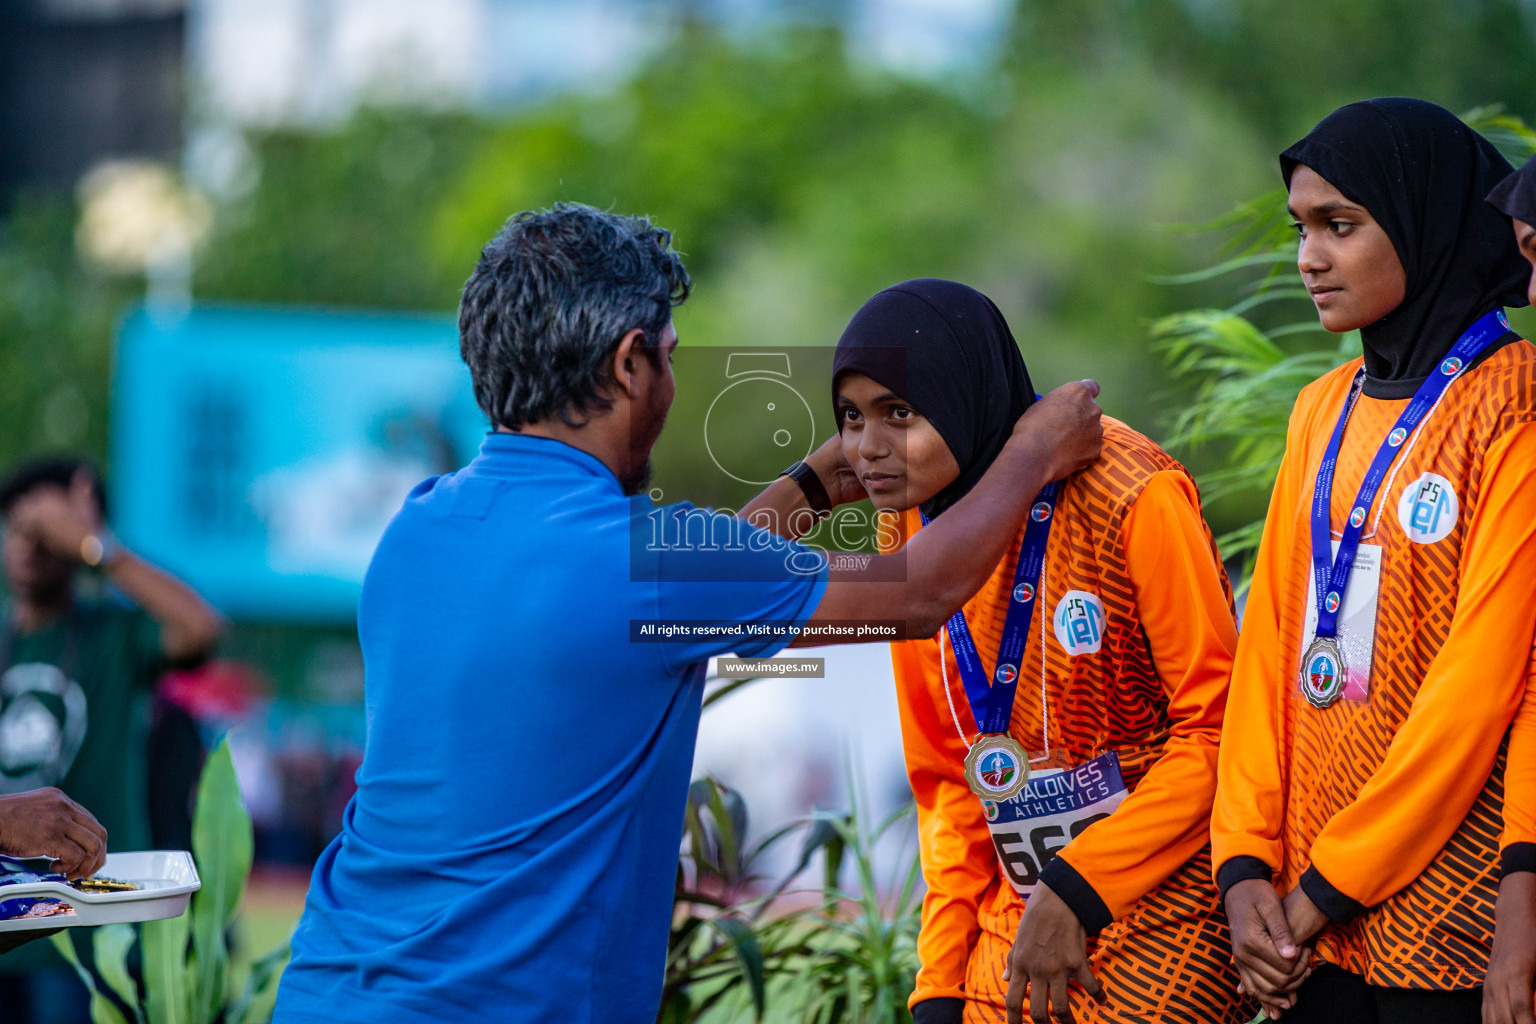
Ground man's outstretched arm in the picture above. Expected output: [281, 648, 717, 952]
[786, 381, 1103, 645]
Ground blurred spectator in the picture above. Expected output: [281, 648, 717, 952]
[0, 456, 223, 1024]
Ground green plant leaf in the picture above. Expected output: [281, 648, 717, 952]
[711, 917, 766, 1020]
[1146, 249, 1295, 285]
[93, 924, 146, 1024]
[705, 783, 747, 884]
[141, 911, 192, 1024]
[821, 819, 848, 901]
[91, 991, 131, 1024]
[702, 675, 762, 710]
[230, 943, 291, 1024]
[48, 930, 91, 988]
[189, 739, 254, 1024]
[49, 931, 129, 1024]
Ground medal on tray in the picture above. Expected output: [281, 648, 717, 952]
[1299, 308, 1508, 708]
[922, 480, 1057, 799]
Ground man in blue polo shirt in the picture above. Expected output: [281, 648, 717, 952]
[272, 204, 1103, 1024]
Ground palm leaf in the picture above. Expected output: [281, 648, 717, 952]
[190, 740, 254, 1024]
[93, 924, 147, 1024]
[50, 932, 131, 1024]
[141, 911, 192, 1024]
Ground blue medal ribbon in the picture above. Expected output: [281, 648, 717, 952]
[1310, 308, 1509, 639]
[921, 480, 1057, 736]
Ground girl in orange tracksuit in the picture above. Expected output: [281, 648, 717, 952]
[832, 279, 1250, 1023]
[1210, 99, 1536, 1024]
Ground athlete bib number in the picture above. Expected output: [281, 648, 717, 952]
[981, 750, 1128, 899]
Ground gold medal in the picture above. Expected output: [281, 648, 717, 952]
[963, 734, 1030, 802]
[69, 876, 140, 894]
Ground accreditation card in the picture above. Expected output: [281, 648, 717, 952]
[1300, 540, 1382, 703]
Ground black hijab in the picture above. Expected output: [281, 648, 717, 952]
[1280, 98, 1528, 398]
[1488, 153, 1536, 229]
[832, 279, 1034, 519]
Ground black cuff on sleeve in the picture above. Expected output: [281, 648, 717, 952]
[911, 997, 965, 1024]
[1215, 856, 1273, 900]
[1299, 864, 1366, 924]
[1038, 856, 1114, 936]
[1501, 842, 1536, 879]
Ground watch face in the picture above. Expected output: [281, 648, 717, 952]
[704, 376, 816, 485]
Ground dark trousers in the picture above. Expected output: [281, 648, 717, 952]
[1282, 963, 1482, 1024]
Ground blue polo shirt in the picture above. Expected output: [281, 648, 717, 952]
[273, 433, 828, 1024]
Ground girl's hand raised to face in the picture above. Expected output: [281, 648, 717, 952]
[1008, 380, 1103, 482]
[804, 433, 870, 508]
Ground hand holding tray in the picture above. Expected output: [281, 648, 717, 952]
[0, 851, 201, 933]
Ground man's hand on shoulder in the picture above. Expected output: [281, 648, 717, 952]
[1008, 381, 1103, 481]
[0, 788, 107, 880]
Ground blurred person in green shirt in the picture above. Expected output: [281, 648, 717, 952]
[0, 456, 223, 1024]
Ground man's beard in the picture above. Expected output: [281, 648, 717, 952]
[621, 458, 654, 497]
[622, 393, 668, 496]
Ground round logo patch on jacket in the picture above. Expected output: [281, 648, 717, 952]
[1053, 591, 1106, 656]
[1396, 472, 1459, 544]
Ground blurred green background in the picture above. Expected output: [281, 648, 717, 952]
[8, 0, 1536, 552]
[3, 0, 1536, 851]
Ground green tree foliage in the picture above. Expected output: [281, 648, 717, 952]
[0, 195, 131, 468]
[193, 111, 483, 309]
[4, 5, 1536, 536]
[1010, 0, 1536, 143]
[174, 22, 1278, 520]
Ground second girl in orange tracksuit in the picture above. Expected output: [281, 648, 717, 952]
[1211, 99, 1536, 1024]
[832, 279, 1251, 1023]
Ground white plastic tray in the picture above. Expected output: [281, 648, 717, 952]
[0, 851, 200, 932]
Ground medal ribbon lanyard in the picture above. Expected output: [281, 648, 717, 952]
[921, 481, 1057, 736]
[1310, 308, 1510, 639]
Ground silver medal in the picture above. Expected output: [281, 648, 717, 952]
[1300, 636, 1348, 709]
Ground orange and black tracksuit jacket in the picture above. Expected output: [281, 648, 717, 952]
[1212, 340, 1536, 989]
[884, 419, 1250, 1024]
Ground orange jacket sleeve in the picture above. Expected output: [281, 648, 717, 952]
[1498, 667, 1536, 874]
[1210, 401, 1308, 890]
[877, 508, 996, 1010]
[1301, 423, 1536, 915]
[891, 634, 998, 1009]
[1044, 470, 1237, 925]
